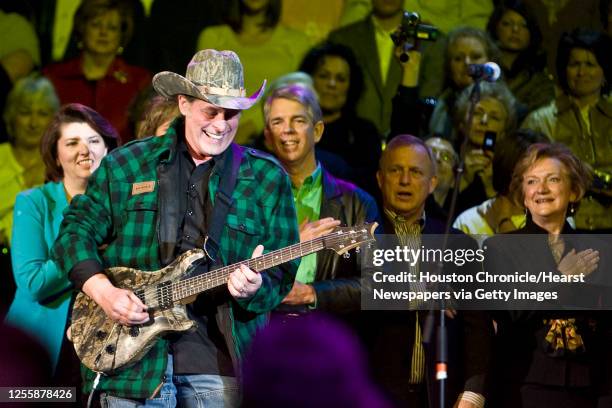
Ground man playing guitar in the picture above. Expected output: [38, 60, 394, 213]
[52, 49, 300, 407]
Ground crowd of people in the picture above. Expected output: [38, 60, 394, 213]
[1, 0, 612, 407]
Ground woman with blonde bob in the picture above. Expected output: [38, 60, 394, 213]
[484, 143, 612, 407]
[43, 0, 151, 142]
[0, 75, 59, 247]
[509, 143, 592, 233]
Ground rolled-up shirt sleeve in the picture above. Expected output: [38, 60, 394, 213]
[68, 259, 106, 290]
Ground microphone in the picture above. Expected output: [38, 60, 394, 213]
[467, 62, 501, 82]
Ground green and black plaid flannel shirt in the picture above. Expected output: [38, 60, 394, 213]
[52, 122, 299, 399]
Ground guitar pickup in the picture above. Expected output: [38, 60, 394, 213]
[156, 281, 174, 309]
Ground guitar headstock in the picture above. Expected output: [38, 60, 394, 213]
[323, 222, 378, 255]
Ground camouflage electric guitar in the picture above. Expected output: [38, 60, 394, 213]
[70, 223, 377, 373]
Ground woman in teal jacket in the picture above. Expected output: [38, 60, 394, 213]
[5, 103, 118, 378]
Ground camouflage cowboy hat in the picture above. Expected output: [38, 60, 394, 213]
[152, 49, 266, 110]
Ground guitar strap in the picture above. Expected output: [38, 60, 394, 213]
[200, 144, 242, 271]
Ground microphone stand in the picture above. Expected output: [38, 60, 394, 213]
[423, 77, 483, 408]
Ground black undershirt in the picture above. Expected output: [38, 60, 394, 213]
[169, 137, 234, 376]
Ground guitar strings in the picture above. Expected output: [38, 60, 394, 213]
[136, 229, 370, 305]
[173, 230, 367, 295]
[137, 234, 328, 304]
[138, 230, 368, 304]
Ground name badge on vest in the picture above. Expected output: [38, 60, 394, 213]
[132, 181, 156, 195]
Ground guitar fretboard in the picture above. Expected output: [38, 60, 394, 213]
[170, 234, 331, 302]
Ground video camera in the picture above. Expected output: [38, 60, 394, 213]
[390, 11, 439, 62]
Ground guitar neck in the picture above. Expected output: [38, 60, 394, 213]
[170, 237, 327, 302]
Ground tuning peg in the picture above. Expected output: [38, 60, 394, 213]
[355, 246, 360, 254]
[343, 252, 351, 259]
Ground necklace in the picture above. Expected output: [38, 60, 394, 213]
[63, 184, 73, 203]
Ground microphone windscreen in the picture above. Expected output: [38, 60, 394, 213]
[484, 62, 501, 81]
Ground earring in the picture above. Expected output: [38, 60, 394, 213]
[116, 46, 124, 55]
[569, 202, 576, 215]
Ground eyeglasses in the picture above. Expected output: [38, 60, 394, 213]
[430, 147, 456, 164]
